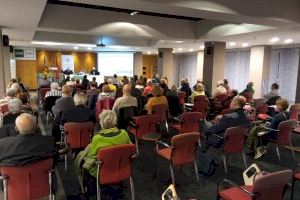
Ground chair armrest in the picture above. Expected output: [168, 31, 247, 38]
[0, 175, 8, 180]
[129, 121, 137, 128]
[95, 161, 103, 165]
[212, 133, 224, 139]
[264, 127, 280, 132]
[218, 179, 255, 197]
[156, 140, 171, 148]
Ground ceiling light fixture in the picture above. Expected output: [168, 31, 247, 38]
[178, 48, 183, 51]
[74, 46, 79, 50]
[242, 43, 249, 47]
[189, 49, 194, 52]
[31, 41, 63, 46]
[87, 47, 92, 51]
[270, 37, 280, 43]
[175, 41, 184, 43]
[172, 50, 176, 53]
[130, 11, 139, 16]
[147, 51, 151, 55]
[284, 38, 293, 44]
[229, 42, 236, 46]
[199, 45, 205, 50]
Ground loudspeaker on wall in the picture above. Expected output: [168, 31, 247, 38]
[2, 35, 9, 47]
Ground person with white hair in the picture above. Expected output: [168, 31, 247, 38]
[0, 89, 16, 105]
[213, 80, 227, 97]
[79, 110, 132, 178]
[112, 84, 137, 114]
[0, 113, 56, 166]
[142, 79, 153, 96]
[45, 82, 62, 98]
[60, 92, 95, 126]
[0, 98, 23, 127]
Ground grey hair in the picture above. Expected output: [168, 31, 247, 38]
[74, 92, 87, 106]
[10, 83, 21, 91]
[15, 113, 37, 135]
[50, 82, 60, 90]
[107, 78, 113, 84]
[99, 110, 117, 129]
[8, 98, 22, 114]
[6, 89, 16, 97]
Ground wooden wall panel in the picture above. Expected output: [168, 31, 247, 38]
[16, 60, 37, 89]
[142, 55, 158, 79]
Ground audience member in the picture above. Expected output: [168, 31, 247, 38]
[135, 80, 144, 91]
[166, 85, 182, 116]
[112, 74, 118, 85]
[98, 77, 108, 91]
[61, 93, 95, 125]
[202, 96, 250, 148]
[98, 85, 113, 101]
[60, 75, 70, 87]
[240, 82, 255, 96]
[179, 79, 192, 102]
[52, 85, 75, 116]
[213, 80, 227, 97]
[146, 85, 168, 114]
[247, 99, 290, 159]
[40, 75, 51, 88]
[190, 83, 205, 103]
[0, 113, 56, 166]
[81, 75, 89, 90]
[89, 77, 98, 89]
[45, 82, 62, 98]
[152, 74, 160, 84]
[160, 79, 170, 95]
[223, 79, 231, 92]
[263, 83, 279, 102]
[122, 76, 130, 85]
[0, 98, 23, 127]
[142, 79, 153, 97]
[112, 84, 137, 115]
[107, 78, 117, 94]
[0, 89, 16, 105]
[87, 82, 100, 97]
[66, 77, 76, 86]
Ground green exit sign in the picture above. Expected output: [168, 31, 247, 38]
[14, 49, 24, 57]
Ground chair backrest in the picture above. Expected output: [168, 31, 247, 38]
[95, 98, 111, 121]
[132, 115, 160, 139]
[180, 112, 203, 133]
[243, 92, 254, 103]
[0, 103, 9, 114]
[276, 120, 296, 145]
[170, 132, 200, 166]
[97, 144, 136, 184]
[215, 94, 228, 103]
[223, 127, 248, 154]
[266, 96, 281, 106]
[177, 91, 186, 105]
[255, 104, 268, 115]
[290, 103, 300, 120]
[193, 95, 210, 114]
[118, 106, 136, 129]
[64, 121, 94, 149]
[0, 159, 53, 200]
[40, 88, 51, 102]
[152, 104, 168, 122]
[44, 96, 61, 112]
[252, 170, 292, 200]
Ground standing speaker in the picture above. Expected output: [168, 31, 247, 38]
[2, 35, 9, 47]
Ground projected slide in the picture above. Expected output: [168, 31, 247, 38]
[97, 52, 134, 77]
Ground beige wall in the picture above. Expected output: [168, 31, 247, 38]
[196, 50, 204, 81]
[133, 52, 143, 76]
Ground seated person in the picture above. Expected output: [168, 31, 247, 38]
[223, 79, 231, 92]
[87, 82, 100, 97]
[52, 85, 75, 117]
[160, 79, 170, 95]
[0, 98, 23, 128]
[202, 96, 250, 148]
[190, 83, 206, 103]
[240, 82, 255, 96]
[0, 89, 16, 105]
[247, 99, 290, 159]
[213, 80, 227, 97]
[81, 75, 89, 90]
[112, 84, 137, 115]
[0, 113, 57, 166]
[61, 92, 95, 125]
[63, 68, 73, 75]
[142, 79, 153, 97]
[263, 83, 279, 102]
[89, 77, 98, 90]
[146, 85, 168, 114]
[98, 85, 113, 101]
[75, 110, 132, 179]
[40, 75, 51, 88]
[135, 80, 144, 91]
[166, 85, 182, 117]
[66, 77, 76, 86]
[90, 67, 99, 75]
[107, 78, 116, 95]
[45, 82, 62, 98]
[179, 79, 192, 102]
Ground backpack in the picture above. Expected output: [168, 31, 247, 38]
[197, 151, 217, 177]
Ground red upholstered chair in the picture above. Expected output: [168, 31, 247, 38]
[217, 170, 292, 200]
[156, 132, 200, 186]
[95, 98, 111, 121]
[268, 120, 296, 162]
[255, 104, 270, 121]
[96, 144, 136, 200]
[214, 94, 229, 113]
[221, 127, 248, 172]
[291, 163, 300, 200]
[129, 115, 160, 154]
[0, 159, 55, 200]
[63, 121, 94, 170]
[290, 103, 300, 134]
[177, 91, 186, 105]
[243, 92, 254, 103]
[40, 88, 51, 102]
[193, 95, 210, 117]
[172, 112, 203, 134]
[0, 103, 9, 114]
[152, 104, 168, 122]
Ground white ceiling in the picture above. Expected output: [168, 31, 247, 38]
[1, 0, 300, 53]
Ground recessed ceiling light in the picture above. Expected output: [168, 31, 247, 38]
[87, 47, 92, 50]
[242, 43, 249, 47]
[74, 46, 79, 50]
[175, 41, 184, 43]
[284, 38, 293, 44]
[199, 45, 205, 50]
[147, 51, 151, 55]
[178, 48, 183, 51]
[130, 11, 139, 16]
[189, 49, 194, 52]
[270, 37, 280, 43]
[172, 50, 176, 53]
[229, 42, 236, 46]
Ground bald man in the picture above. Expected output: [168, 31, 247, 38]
[112, 84, 137, 114]
[0, 113, 56, 166]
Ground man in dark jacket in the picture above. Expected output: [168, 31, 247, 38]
[52, 85, 75, 116]
[202, 96, 250, 148]
[0, 113, 57, 166]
